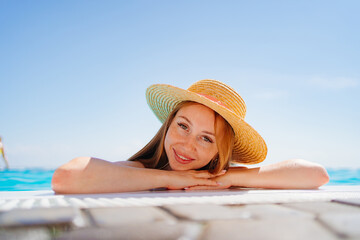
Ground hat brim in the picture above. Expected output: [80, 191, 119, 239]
[146, 84, 267, 164]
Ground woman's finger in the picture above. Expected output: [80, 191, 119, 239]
[185, 185, 226, 191]
[194, 171, 212, 178]
[195, 170, 227, 178]
[196, 179, 220, 187]
[214, 170, 227, 176]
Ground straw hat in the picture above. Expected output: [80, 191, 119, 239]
[146, 79, 267, 164]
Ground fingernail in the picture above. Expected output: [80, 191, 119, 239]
[217, 182, 222, 185]
[221, 170, 227, 173]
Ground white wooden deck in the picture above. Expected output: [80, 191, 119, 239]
[1, 186, 360, 239]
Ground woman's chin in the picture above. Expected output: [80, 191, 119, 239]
[169, 161, 191, 171]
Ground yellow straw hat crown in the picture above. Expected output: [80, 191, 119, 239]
[146, 79, 267, 164]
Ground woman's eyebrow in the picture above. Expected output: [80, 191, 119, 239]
[203, 131, 215, 136]
[178, 116, 215, 136]
[178, 116, 192, 125]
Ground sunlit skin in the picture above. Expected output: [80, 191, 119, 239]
[51, 103, 330, 194]
[164, 103, 219, 171]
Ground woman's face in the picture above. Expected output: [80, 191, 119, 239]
[164, 103, 218, 171]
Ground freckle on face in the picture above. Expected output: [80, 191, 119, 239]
[164, 103, 219, 171]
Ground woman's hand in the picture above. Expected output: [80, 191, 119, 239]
[163, 170, 227, 190]
[184, 160, 330, 190]
[184, 170, 233, 190]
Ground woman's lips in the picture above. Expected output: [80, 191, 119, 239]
[173, 149, 194, 164]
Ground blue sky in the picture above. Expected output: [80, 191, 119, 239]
[1, 0, 359, 169]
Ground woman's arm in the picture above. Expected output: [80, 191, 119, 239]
[51, 157, 222, 194]
[227, 159, 329, 189]
[186, 159, 329, 190]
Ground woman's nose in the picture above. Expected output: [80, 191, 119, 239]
[183, 135, 197, 152]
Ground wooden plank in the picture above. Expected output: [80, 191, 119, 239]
[163, 204, 252, 221]
[332, 198, 360, 207]
[282, 202, 360, 215]
[229, 204, 314, 219]
[201, 218, 338, 240]
[0, 227, 50, 240]
[88, 206, 177, 227]
[0, 207, 84, 227]
[319, 212, 360, 238]
[164, 204, 313, 221]
[56, 222, 202, 240]
[282, 202, 360, 238]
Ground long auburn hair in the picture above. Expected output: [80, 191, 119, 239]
[128, 101, 235, 174]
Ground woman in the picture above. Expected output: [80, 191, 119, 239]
[0, 136, 10, 169]
[52, 79, 329, 194]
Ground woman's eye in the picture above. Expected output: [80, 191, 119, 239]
[202, 136, 213, 143]
[177, 123, 188, 130]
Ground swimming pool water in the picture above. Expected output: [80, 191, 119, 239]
[0, 168, 359, 191]
[1, 169, 55, 191]
[326, 168, 360, 186]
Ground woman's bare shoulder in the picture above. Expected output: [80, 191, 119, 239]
[114, 160, 145, 168]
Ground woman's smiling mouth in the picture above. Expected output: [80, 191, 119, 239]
[173, 149, 195, 164]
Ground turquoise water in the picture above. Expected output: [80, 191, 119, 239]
[1, 169, 55, 191]
[0, 168, 359, 191]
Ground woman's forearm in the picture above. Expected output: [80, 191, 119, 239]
[229, 159, 329, 189]
[51, 157, 167, 194]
